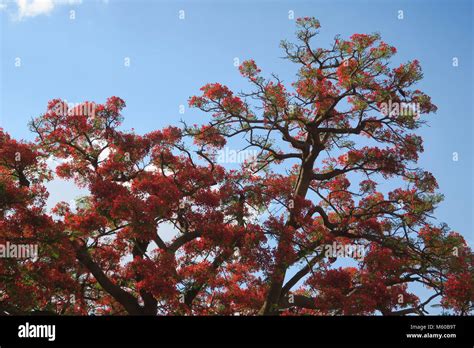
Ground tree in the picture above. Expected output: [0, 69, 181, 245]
[0, 17, 472, 316]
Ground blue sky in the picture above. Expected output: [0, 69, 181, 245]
[1, 0, 473, 313]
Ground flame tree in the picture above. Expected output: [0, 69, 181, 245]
[0, 18, 472, 315]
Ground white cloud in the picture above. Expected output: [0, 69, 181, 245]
[14, 0, 82, 20]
